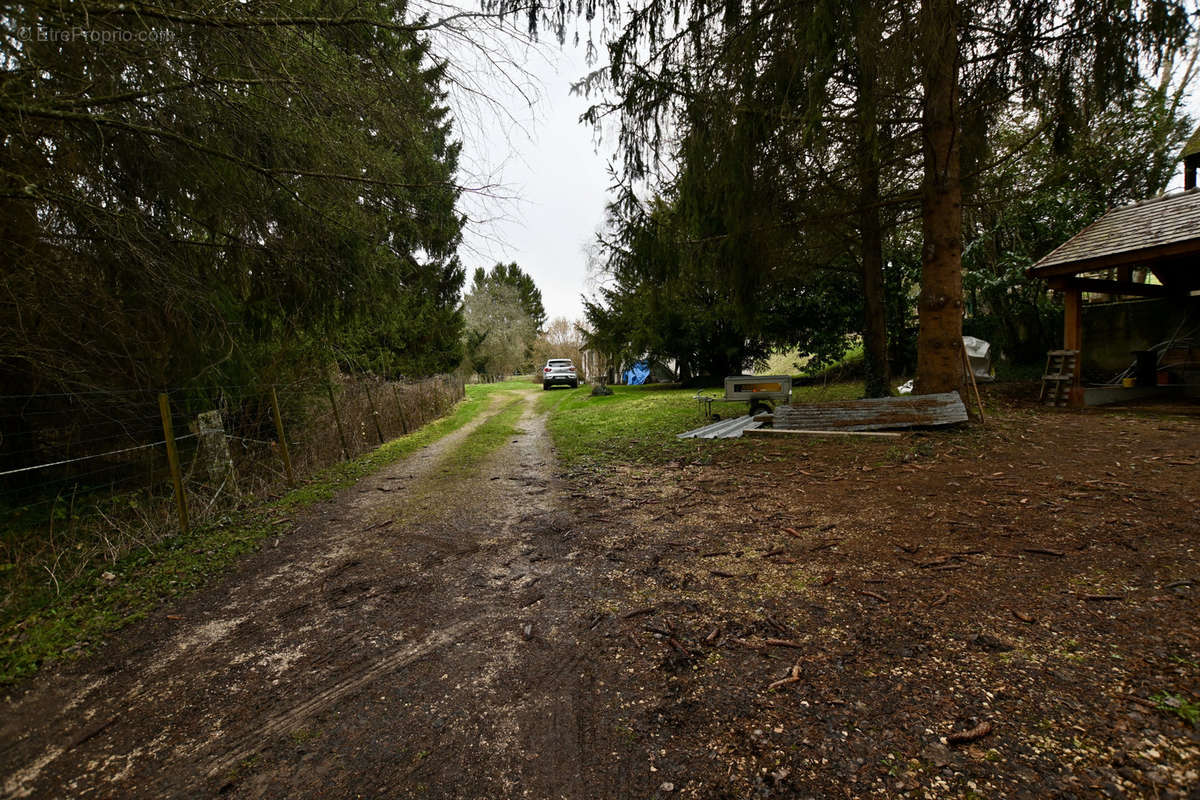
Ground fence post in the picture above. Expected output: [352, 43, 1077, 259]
[392, 386, 409, 435]
[158, 393, 190, 535]
[364, 383, 385, 444]
[269, 387, 295, 486]
[326, 383, 350, 460]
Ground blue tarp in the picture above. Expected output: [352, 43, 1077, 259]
[623, 361, 650, 386]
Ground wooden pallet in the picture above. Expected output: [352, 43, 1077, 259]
[1040, 350, 1078, 407]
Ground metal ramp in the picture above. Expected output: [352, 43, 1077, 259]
[677, 415, 764, 439]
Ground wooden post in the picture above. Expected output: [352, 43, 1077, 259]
[269, 387, 295, 486]
[364, 383, 385, 444]
[960, 339, 985, 424]
[1063, 287, 1084, 407]
[327, 383, 350, 460]
[158, 393, 189, 535]
[393, 386, 409, 434]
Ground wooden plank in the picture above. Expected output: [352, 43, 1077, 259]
[1047, 276, 1171, 297]
[744, 428, 902, 438]
[1061, 291, 1084, 408]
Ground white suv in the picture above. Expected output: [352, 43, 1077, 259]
[542, 358, 578, 390]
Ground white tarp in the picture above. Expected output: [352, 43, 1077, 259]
[962, 336, 995, 382]
[897, 337, 994, 394]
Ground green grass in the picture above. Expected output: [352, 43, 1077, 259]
[0, 381, 512, 686]
[1152, 691, 1200, 726]
[540, 382, 864, 469]
[431, 390, 528, 477]
[275, 381, 520, 511]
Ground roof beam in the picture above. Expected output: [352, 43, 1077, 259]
[1028, 238, 1200, 278]
[1045, 277, 1172, 297]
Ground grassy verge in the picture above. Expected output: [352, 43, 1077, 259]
[0, 382, 509, 686]
[541, 382, 864, 469]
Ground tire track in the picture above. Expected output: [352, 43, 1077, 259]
[0, 391, 515, 799]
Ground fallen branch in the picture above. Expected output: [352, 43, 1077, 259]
[859, 590, 889, 604]
[667, 637, 691, 658]
[1011, 609, 1035, 624]
[946, 720, 993, 746]
[765, 638, 804, 649]
[1081, 594, 1124, 601]
[929, 592, 949, 609]
[767, 663, 802, 690]
[622, 606, 655, 619]
[709, 570, 736, 578]
[1023, 547, 1065, 557]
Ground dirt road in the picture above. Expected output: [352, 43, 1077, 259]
[4, 385, 1198, 799]
[1, 387, 646, 799]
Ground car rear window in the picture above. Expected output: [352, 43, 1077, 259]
[548, 360, 573, 366]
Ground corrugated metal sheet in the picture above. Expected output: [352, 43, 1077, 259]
[1031, 189, 1200, 272]
[772, 393, 968, 432]
[677, 416, 764, 439]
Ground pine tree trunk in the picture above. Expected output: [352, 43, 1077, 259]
[856, 4, 891, 398]
[915, 0, 965, 396]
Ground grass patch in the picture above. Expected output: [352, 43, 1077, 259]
[431, 390, 528, 477]
[1152, 691, 1200, 726]
[274, 381, 519, 511]
[0, 382, 508, 686]
[541, 382, 864, 469]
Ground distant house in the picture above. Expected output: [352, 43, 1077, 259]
[1027, 142, 1200, 406]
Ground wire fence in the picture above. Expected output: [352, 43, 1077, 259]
[0, 373, 466, 606]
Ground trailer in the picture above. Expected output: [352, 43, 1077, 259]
[693, 375, 792, 419]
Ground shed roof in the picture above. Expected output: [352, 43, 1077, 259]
[1029, 189, 1200, 280]
[1180, 126, 1200, 160]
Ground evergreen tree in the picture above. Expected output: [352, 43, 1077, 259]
[471, 263, 547, 331]
[0, 0, 469, 401]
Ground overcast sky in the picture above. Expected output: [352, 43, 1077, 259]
[448, 32, 1200, 328]
[453, 42, 612, 325]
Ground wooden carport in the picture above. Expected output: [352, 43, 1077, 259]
[1027, 189, 1200, 406]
